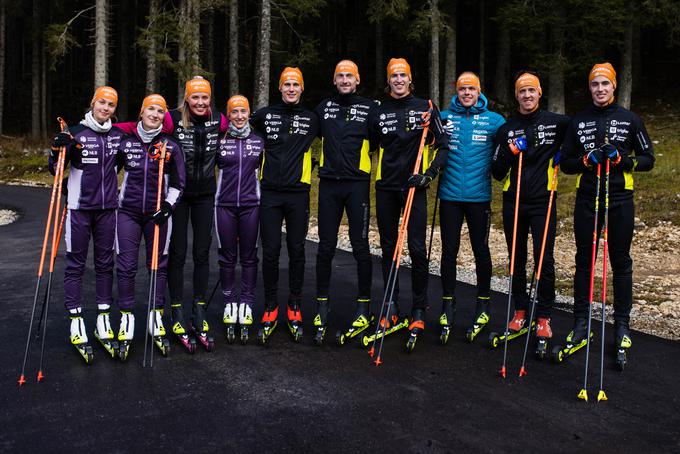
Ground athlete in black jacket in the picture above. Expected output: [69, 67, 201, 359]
[250, 67, 320, 342]
[561, 63, 654, 361]
[491, 72, 569, 345]
[312, 60, 378, 344]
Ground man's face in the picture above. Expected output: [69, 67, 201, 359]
[334, 72, 359, 95]
[589, 76, 615, 106]
[280, 80, 302, 104]
[516, 86, 540, 114]
[457, 85, 480, 108]
[389, 72, 411, 98]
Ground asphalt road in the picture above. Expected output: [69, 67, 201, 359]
[1, 184, 679, 453]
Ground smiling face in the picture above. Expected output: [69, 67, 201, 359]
[229, 107, 249, 129]
[187, 92, 211, 116]
[589, 76, 615, 107]
[516, 86, 540, 114]
[334, 72, 359, 95]
[457, 85, 480, 108]
[141, 104, 165, 130]
[91, 98, 116, 123]
[389, 72, 411, 98]
[280, 80, 303, 104]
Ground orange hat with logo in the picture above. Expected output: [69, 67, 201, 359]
[279, 67, 304, 91]
[184, 76, 212, 100]
[334, 60, 360, 83]
[456, 72, 481, 92]
[91, 86, 118, 107]
[386, 58, 412, 82]
[140, 94, 168, 116]
[515, 73, 542, 96]
[589, 62, 617, 89]
[227, 95, 250, 116]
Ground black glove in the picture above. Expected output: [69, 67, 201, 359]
[50, 132, 79, 158]
[406, 173, 433, 189]
[151, 201, 172, 225]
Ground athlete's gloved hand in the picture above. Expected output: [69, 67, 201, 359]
[509, 136, 528, 155]
[599, 143, 622, 165]
[442, 121, 454, 136]
[151, 201, 173, 225]
[406, 173, 433, 189]
[583, 148, 604, 166]
[50, 132, 80, 158]
[420, 110, 431, 125]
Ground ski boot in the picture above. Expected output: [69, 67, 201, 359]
[313, 297, 329, 346]
[439, 296, 456, 345]
[405, 308, 426, 353]
[171, 304, 196, 353]
[466, 296, 491, 342]
[94, 305, 119, 359]
[488, 309, 535, 349]
[361, 302, 408, 348]
[534, 317, 552, 360]
[238, 302, 253, 344]
[614, 322, 632, 371]
[257, 305, 279, 345]
[336, 298, 374, 346]
[69, 308, 93, 364]
[551, 318, 592, 363]
[286, 297, 304, 342]
[117, 311, 135, 362]
[148, 308, 170, 357]
[223, 302, 238, 344]
[192, 301, 214, 352]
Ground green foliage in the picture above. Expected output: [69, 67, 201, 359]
[44, 23, 80, 71]
[136, 6, 181, 73]
[367, 0, 409, 23]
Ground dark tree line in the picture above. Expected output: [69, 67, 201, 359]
[1, 0, 679, 137]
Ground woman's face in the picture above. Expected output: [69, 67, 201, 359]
[229, 107, 249, 129]
[92, 98, 116, 123]
[141, 104, 165, 130]
[187, 92, 211, 116]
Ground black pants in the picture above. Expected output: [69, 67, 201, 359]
[439, 200, 492, 299]
[168, 191, 214, 304]
[260, 189, 310, 304]
[502, 196, 556, 318]
[316, 179, 372, 299]
[573, 195, 634, 325]
[376, 188, 428, 311]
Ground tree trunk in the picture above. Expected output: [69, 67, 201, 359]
[548, 3, 566, 114]
[228, 0, 239, 95]
[206, 14, 215, 75]
[94, 0, 108, 88]
[146, 0, 159, 93]
[429, 0, 440, 106]
[478, 0, 485, 86]
[442, 0, 457, 106]
[41, 47, 46, 135]
[118, 0, 129, 118]
[493, 26, 510, 106]
[178, 0, 201, 103]
[254, 0, 270, 109]
[618, 21, 634, 109]
[374, 22, 383, 96]
[0, 0, 6, 135]
[31, 0, 40, 139]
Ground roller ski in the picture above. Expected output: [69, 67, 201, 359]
[94, 306, 119, 359]
[405, 308, 426, 353]
[223, 302, 238, 344]
[69, 308, 93, 364]
[313, 297, 329, 346]
[335, 299, 374, 346]
[488, 310, 535, 349]
[192, 301, 214, 352]
[361, 303, 408, 348]
[465, 297, 491, 342]
[148, 308, 170, 357]
[238, 303, 253, 344]
[171, 304, 196, 353]
[439, 296, 455, 345]
[117, 311, 134, 362]
[551, 318, 592, 364]
[286, 297, 304, 342]
[534, 317, 552, 360]
[614, 322, 632, 371]
[257, 305, 279, 345]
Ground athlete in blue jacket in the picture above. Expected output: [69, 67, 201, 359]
[438, 72, 505, 343]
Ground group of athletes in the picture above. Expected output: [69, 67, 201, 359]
[47, 57, 654, 365]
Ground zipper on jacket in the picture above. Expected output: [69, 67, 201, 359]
[99, 134, 106, 209]
[142, 145, 148, 213]
[237, 139, 242, 207]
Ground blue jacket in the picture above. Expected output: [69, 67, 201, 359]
[439, 93, 505, 202]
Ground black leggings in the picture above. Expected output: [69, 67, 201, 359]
[376, 188, 428, 311]
[316, 179, 372, 300]
[168, 191, 214, 304]
[439, 200, 492, 299]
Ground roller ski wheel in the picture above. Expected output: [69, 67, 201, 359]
[225, 324, 237, 344]
[335, 330, 346, 346]
[313, 297, 330, 346]
[487, 321, 535, 350]
[551, 332, 593, 364]
[535, 338, 549, 360]
[69, 309, 94, 364]
[405, 309, 426, 353]
[117, 311, 135, 362]
[153, 336, 171, 357]
[439, 296, 456, 345]
[534, 318, 552, 360]
[195, 332, 215, 352]
[240, 325, 250, 344]
[118, 341, 131, 362]
[191, 301, 213, 352]
[336, 314, 375, 347]
[223, 302, 238, 344]
[237, 303, 253, 345]
[94, 331, 119, 359]
[466, 297, 491, 342]
[171, 305, 196, 353]
[72, 344, 94, 364]
[616, 349, 627, 371]
[94, 310, 119, 359]
[614, 323, 632, 372]
[360, 316, 409, 349]
[286, 299, 303, 343]
[175, 333, 197, 353]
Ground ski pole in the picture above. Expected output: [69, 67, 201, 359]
[370, 102, 432, 366]
[597, 156, 611, 402]
[143, 141, 168, 368]
[18, 117, 68, 386]
[36, 203, 67, 339]
[500, 137, 526, 378]
[205, 279, 221, 311]
[578, 160, 602, 402]
[519, 163, 559, 377]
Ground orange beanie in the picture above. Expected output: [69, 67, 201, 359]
[456, 72, 481, 92]
[91, 86, 118, 107]
[334, 60, 360, 83]
[227, 95, 250, 116]
[386, 58, 412, 82]
[515, 73, 542, 96]
[184, 76, 212, 100]
[589, 62, 617, 89]
[140, 94, 168, 116]
[279, 67, 304, 91]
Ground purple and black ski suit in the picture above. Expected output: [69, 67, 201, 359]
[215, 130, 264, 308]
[48, 123, 125, 311]
[115, 131, 185, 310]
